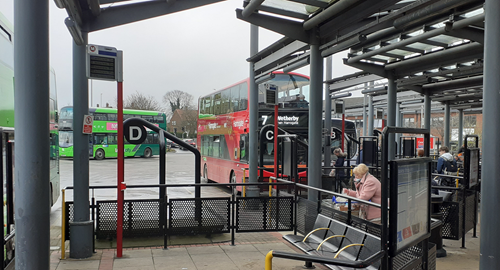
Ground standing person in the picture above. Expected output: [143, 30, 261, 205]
[330, 148, 347, 178]
[436, 146, 454, 174]
[343, 164, 382, 224]
[356, 144, 363, 164]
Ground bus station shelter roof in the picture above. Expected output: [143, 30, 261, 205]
[239, 0, 485, 113]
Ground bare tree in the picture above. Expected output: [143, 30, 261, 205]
[163, 90, 196, 119]
[182, 109, 198, 138]
[123, 91, 164, 111]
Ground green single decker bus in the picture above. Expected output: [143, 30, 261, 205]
[59, 106, 167, 160]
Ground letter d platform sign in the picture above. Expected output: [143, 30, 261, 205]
[124, 123, 147, 144]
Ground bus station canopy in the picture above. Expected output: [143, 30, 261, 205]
[55, 0, 226, 44]
[239, 0, 484, 113]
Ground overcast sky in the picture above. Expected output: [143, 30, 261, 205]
[2, 0, 359, 110]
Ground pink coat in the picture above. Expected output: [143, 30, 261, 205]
[345, 173, 382, 220]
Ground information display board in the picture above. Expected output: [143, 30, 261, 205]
[390, 158, 431, 255]
[466, 148, 480, 188]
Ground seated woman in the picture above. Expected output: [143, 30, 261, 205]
[343, 163, 382, 224]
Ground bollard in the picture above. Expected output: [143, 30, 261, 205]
[242, 169, 246, 197]
[61, 189, 66, 260]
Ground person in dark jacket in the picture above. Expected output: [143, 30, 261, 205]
[437, 146, 454, 174]
[330, 148, 347, 178]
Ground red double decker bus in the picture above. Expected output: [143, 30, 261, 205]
[197, 72, 357, 190]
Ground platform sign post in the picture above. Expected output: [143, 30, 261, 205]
[86, 45, 125, 257]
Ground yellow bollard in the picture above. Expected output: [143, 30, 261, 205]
[265, 251, 274, 270]
[242, 169, 246, 198]
[61, 189, 66, 260]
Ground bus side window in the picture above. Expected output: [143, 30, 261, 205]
[108, 114, 117, 121]
[239, 83, 248, 111]
[214, 93, 221, 115]
[231, 86, 239, 112]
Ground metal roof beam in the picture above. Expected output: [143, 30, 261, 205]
[248, 37, 293, 62]
[329, 74, 384, 92]
[88, 0, 101, 17]
[386, 42, 483, 77]
[289, 0, 329, 8]
[344, 59, 388, 78]
[303, 0, 364, 31]
[258, 6, 309, 20]
[347, 13, 484, 64]
[242, 0, 265, 17]
[423, 75, 483, 93]
[87, 0, 226, 32]
[393, 0, 481, 30]
[236, 9, 310, 43]
[64, 0, 84, 26]
[99, 0, 129, 4]
[318, 0, 400, 37]
[254, 40, 309, 72]
[445, 26, 484, 44]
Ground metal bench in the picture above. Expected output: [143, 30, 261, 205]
[283, 214, 382, 270]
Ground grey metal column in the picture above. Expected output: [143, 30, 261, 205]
[363, 94, 367, 136]
[424, 93, 431, 130]
[14, 0, 50, 268]
[368, 95, 374, 136]
[308, 43, 323, 201]
[70, 32, 93, 258]
[387, 78, 397, 160]
[247, 24, 260, 197]
[324, 56, 332, 172]
[395, 102, 401, 155]
[444, 102, 450, 147]
[458, 109, 463, 149]
[481, 1, 500, 268]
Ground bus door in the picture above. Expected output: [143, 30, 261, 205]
[89, 136, 94, 157]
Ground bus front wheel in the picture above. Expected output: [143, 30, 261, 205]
[95, 149, 105, 160]
[143, 147, 152, 158]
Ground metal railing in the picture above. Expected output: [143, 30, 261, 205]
[61, 181, 296, 259]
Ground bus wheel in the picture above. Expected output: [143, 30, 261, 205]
[143, 147, 152, 158]
[230, 171, 238, 195]
[202, 165, 208, 183]
[95, 149, 105, 160]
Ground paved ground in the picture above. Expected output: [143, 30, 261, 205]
[48, 228, 481, 270]
[44, 151, 481, 270]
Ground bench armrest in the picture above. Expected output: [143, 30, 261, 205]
[303, 228, 331, 242]
[334, 243, 364, 259]
[316, 235, 346, 251]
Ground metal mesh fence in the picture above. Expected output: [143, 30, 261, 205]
[440, 190, 477, 240]
[169, 197, 230, 236]
[236, 197, 293, 232]
[95, 199, 162, 239]
[64, 202, 74, 240]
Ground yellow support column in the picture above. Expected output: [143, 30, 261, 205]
[265, 251, 274, 270]
[243, 169, 246, 197]
[61, 189, 66, 260]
